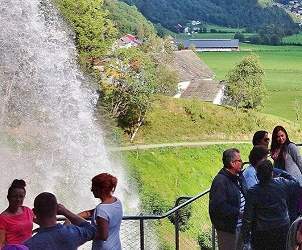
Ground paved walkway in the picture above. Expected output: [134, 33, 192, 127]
[108, 141, 250, 151]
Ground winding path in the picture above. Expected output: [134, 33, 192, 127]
[108, 141, 250, 151]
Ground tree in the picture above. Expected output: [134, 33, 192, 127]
[99, 36, 177, 142]
[225, 55, 266, 109]
[234, 32, 245, 42]
[55, 0, 117, 66]
[99, 48, 157, 142]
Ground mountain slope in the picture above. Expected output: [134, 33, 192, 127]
[121, 0, 298, 33]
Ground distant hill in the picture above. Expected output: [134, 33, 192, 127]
[120, 0, 298, 33]
[104, 0, 156, 38]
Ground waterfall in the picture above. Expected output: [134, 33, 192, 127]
[0, 0, 138, 240]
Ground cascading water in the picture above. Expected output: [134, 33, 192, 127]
[0, 0, 138, 247]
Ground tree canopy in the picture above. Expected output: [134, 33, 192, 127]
[121, 0, 298, 34]
[103, 0, 156, 39]
[225, 55, 266, 110]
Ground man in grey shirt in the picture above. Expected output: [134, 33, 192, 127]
[24, 192, 96, 250]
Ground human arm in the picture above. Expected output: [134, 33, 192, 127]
[273, 168, 296, 180]
[0, 230, 5, 248]
[57, 204, 86, 226]
[78, 209, 94, 220]
[288, 143, 302, 173]
[95, 217, 109, 241]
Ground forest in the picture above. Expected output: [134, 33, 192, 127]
[122, 0, 299, 34]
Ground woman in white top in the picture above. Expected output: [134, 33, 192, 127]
[79, 173, 123, 250]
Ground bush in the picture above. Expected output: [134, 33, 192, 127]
[168, 202, 192, 232]
[197, 231, 212, 250]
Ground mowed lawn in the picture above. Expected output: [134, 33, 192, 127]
[199, 43, 302, 121]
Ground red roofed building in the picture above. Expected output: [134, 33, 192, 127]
[115, 34, 142, 49]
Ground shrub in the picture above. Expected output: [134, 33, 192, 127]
[197, 230, 212, 250]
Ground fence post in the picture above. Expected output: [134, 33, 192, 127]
[175, 210, 180, 250]
[212, 224, 216, 250]
[140, 218, 145, 250]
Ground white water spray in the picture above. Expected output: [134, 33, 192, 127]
[0, 0, 138, 229]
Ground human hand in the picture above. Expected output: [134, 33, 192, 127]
[57, 204, 68, 215]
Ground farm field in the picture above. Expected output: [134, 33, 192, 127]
[199, 43, 302, 121]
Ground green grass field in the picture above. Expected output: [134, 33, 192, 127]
[199, 43, 302, 121]
[123, 144, 252, 248]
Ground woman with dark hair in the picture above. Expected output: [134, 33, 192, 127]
[242, 160, 299, 250]
[252, 130, 270, 147]
[271, 125, 302, 180]
[79, 173, 123, 250]
[0, 180, 33, 248]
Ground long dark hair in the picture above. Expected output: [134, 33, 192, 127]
[270, 126, 291, 168]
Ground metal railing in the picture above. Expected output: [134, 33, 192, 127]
[121, 189, 213, 250]
[57, 145, 302, 249]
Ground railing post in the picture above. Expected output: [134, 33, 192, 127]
[140, 218, 145, 250]
[212, 224, 216, 250]
[175, 210, 180, 250]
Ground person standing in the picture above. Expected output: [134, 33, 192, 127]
[0, 180, 33, 249]
[242, 160, 300, 250]
[209, 148, 247, 250]
[271, 125, 302, 180]
[79, 173, 123, 250]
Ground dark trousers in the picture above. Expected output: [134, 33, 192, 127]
[252, 224, 289, 250]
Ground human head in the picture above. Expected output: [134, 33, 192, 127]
[33, 192, 57, 219]
[271, 126, 290, 150]
[249, 145, 269, 166]
[256, 159, 273, 184]
[252, 130, 270, 147]
[91, 173, 117, 200]
[7, 179, 26, 209]
[222, 148, 242, 174]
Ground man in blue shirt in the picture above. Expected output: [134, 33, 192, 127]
[24, 192, 96, 250]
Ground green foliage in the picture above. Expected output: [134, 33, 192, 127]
[168, 202, 192, 232]
[121, 0, 297, 35]
[225, 55, 266, 109]
[54, 0, 117, 65]
[123, 96, 302, 145]
[283, 32, 302, 45]
[250, 24, 294, 45]
[197, 231, 212, 250]
[234, 32, 245, 42]
[100, 47, 157, 141]
[103, 0, 156, 38]
[199, 44, 302, 121]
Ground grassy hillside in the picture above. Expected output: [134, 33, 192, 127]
[121, 144, 252, 249]
[122, 96, 302, 145]
[199, 43, 302, 121]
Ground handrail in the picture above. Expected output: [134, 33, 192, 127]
[56, 188, 210, 222]
[122, 189, 210, 220]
